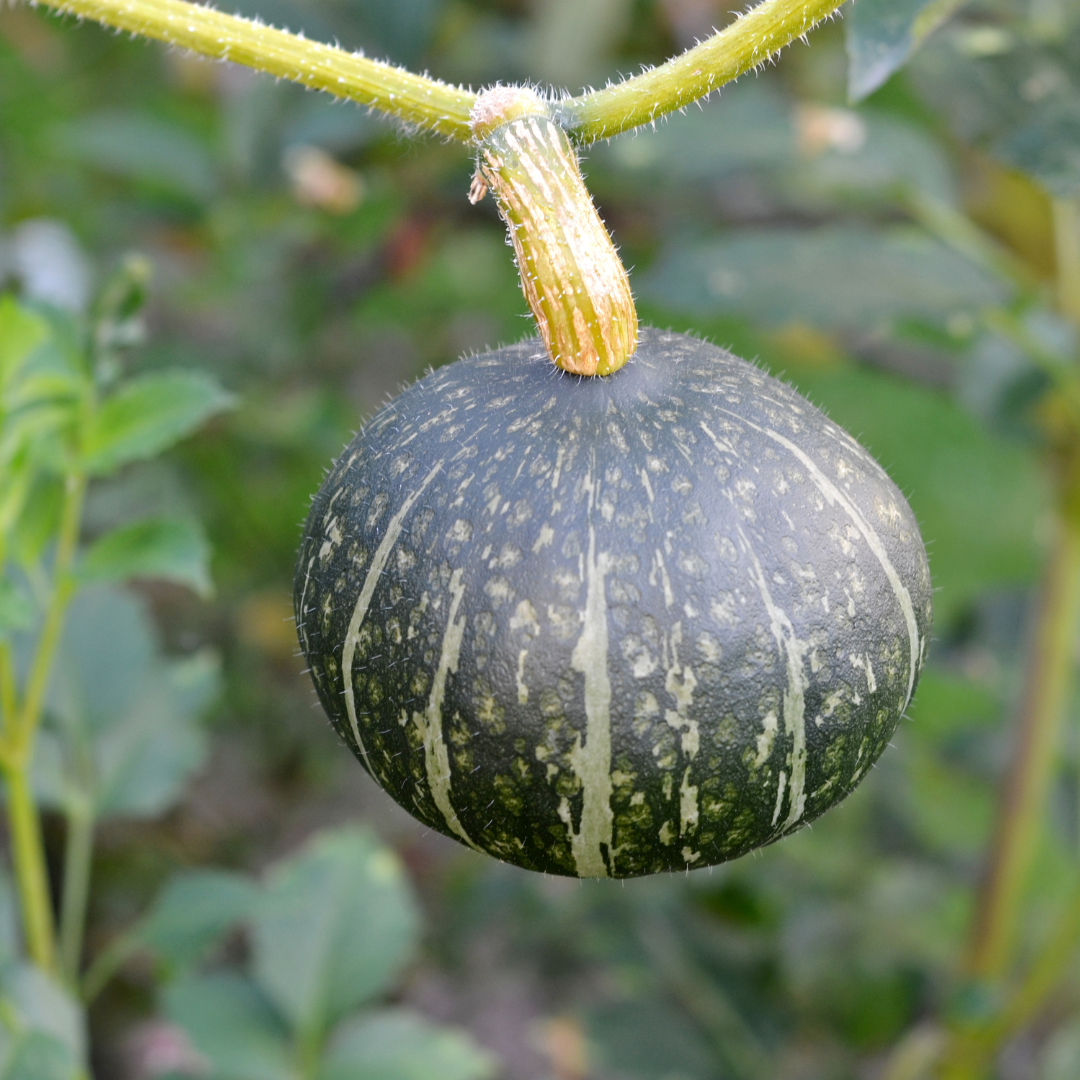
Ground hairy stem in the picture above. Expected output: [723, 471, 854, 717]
[59, 801, 95, 987]
[32, 0, 477, 140]
[966, 507, 1080, 984]
[562, 0, 848, 142]
[34, 0, 848, 147]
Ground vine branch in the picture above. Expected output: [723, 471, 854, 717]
[562, 0, 848, 141]
[32, 0, 478, 140]
[32, 0, 849, 145]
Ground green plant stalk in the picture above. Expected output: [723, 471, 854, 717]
[33, 0, 849, 145]
[1054, 197, 1080, 326]
[0, 643, 15, 737]
[969, 885, 1080, 1065]
[59, 799, 95, 986]
[965, 507, 1080, 985]
[1, 468, 87, 972]
[561, 0, 849, 141]
[2, 764, 56, 972]
[33, 0, 477, 139]
[80, 932, 136, 1004]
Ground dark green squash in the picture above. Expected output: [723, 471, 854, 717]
[294, 329, 932, 878]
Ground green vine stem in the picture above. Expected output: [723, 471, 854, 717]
[59, 797, 95, 987]
[0, 468, 87, 973]
[32, 0, 478, 140]
[561, 0, 848, 141]
[32, 0, 848, 145]
[964, 502, 1080, 985]
[941, 883, 1080, 1077]
[1055, 198, 1080, 326]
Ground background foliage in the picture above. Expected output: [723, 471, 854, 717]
[2, 0, 1080, 1077]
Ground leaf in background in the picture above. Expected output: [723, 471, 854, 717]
[317, 1010, 498, 1080]
[252, 827, 421, 1040]
[0, 966, 86, 1071]
[138, 870, 260, 970]
[1042, 1023, 1080, 1080]
[0, 869, 18, 970]
[38, 587, 216, 819]
[904, 741, 994, 857]
[0, 295, 49, 388]
[587, 999, 716, 1080]
[846, 0, 970, 102]
[93, 650, 215, 818]
[788, 365, 1049, 626]
[79, 517, 213, 598]
[601, 82, 794, 182]
[0, 1032, 80, 1080]
[55, 112, 218, 202]
[81, 371, 234, 476]
[164, 973, 292, 1080]
[0, 579, 33, 637]
[789, 111, 960, 208]
[904, 669, 999, 743]
[642, 226, 1005, 333]
[995, 98, 1080, 199]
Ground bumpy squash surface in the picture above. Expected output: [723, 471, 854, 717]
[295, 329, 932, 877]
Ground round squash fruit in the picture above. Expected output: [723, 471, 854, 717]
[295, 329, 932, 878]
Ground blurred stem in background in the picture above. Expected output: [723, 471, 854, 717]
[902, 195, 1080, 1080]
[0, 464, 87, 976]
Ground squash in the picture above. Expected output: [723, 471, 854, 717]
[294, 329, 932, 877]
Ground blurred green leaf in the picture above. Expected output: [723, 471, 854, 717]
[601, 83, 794, 181]
[138, 870, 260, 970]
[1042, 1022, 1080, 1080]
[789, 112, 959, 208]
[587, 999, 717, 1080]
[55, 112, 218, 202]
[904, 669, 999, 742]
[0, 966, 85, 1073]
[164, 972, 292, 1080]
[642, 226, 1006, 333]
[38, 587, 216, 819]
[0, 296, 49, 389]
[846, 0, 969, 102]
[0, 1032, 79, 1080]
[905, 744, 994, 856]
[0, 580, 33, 637]
[317, 1010, 497, 1080]
[79, 517, 213, 598]
[81, 371, 234, 476]
[996, 99, 1080, 198]
[252, 827, 420, 1040]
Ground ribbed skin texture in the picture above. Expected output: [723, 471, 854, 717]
[295, 330, 933, 878]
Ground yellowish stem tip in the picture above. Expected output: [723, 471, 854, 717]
[469, 87, 638, 377]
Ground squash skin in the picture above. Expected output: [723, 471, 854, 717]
[295, 329, 932, 878]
